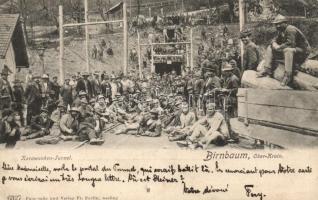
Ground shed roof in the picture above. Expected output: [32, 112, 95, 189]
[0, 14, 19, 58]
[0, 14, 29, 67]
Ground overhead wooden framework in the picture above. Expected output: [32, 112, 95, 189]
[59, 0, 128, 84]
[137, 27, 194, 78]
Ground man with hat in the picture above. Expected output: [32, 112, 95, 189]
[91, 72, 101, 97]
[59, 107, 80, 140]
[101, 75, 112, 103]
[24, 75, 42, 125]
[257, 14, 311, 86]
[138, 109, 162, 137]
[240, 29, 260, 72]
[21, 108, 54, 140]
[51, 76, 60, 102]
[60, 77, 73, 107]
[0, 109, 21, 148]
[12, 79, 25, 126]
[0, 66, 13, 113]
[221, 63, 240, 118]
[76, 72, 93, 99]
[35, 102, 67, 145]
[40, 74, 53, 107]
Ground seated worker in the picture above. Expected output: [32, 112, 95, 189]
[0, 109, 21, 148]
[77, 109, 104, 145]
[138, 109, 162, 137]
[257, 15, 311, 86]
[59, 107, 81, 141]
[166, 101, 196, 141]
[108, 95, 129, 123]
[114, 102, 149, 135]
[35, 102, 67, 145]
[178, 103, 229, 149]
[21, 108, 54, 141]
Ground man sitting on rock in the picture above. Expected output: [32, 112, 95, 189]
[257, 15, 311, 86]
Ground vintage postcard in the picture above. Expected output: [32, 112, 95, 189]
[0, 0, 317, 199]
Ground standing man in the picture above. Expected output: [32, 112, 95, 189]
[240, 29, 260, 72]
[0, 67, 13, 114]
[257, 15, 311, 86]
[76, 72, 93, 99]
[24, 76, 42, 125]
[12, 79, 25, 126]
[60, 78, 73, 107]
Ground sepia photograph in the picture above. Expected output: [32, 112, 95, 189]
[1, 1, 318, 200]
[0, 0, 318, 151]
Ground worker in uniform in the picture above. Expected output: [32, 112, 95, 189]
[257, 15, 311, 86]
[0, 67, 13, 116]
[59, 107, 81, 141]
[11, 79, 25, 126]
[76, 72, 93, 99]
[60, 78, 73, 107]
[35, 102, 67, 145]
[221, 63, 240, 119]
[240, 29, 261, 72]
[0, 109, 21, 148]
[21, 108, 54, 141]
[178, 103, 229, 149]
[101, 75, 112, 104]
[167, 101, 196, 141]
[138, 109, 162, 137]
[24, 76, 42, 125]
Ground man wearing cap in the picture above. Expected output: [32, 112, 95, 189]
[257, 15, 311, 86]
[0, 67, 13, 112]
[21, 108, 54, 140]
[24, 75, 42, 125]
[240, 29, 260, 72]
[76, 72, 93, 99]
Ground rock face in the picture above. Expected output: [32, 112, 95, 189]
[241, 70, 291, 90]
[247, 59, 318, 91]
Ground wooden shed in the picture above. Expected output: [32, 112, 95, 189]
[0, 14, 29, 82]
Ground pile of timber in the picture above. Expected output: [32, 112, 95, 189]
[242, 59, 318, 91]
[237, 88, 318, 136]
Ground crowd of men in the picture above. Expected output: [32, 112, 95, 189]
[0, 14, 310, 149]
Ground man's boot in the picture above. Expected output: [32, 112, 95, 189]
[281, 71, 293, 86]
[256, 68, 272, 78]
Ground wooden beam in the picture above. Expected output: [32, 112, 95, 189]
[59, 5, 64, 84]
[239, 0, 245, 70]
[137, 31, 142, 79]
[123, 1, 128, 75]
[84, 0, 90, 73]
[63, 20, 123, 28]
[190, 28, 194, 70]
[153, 54, 183, 57]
